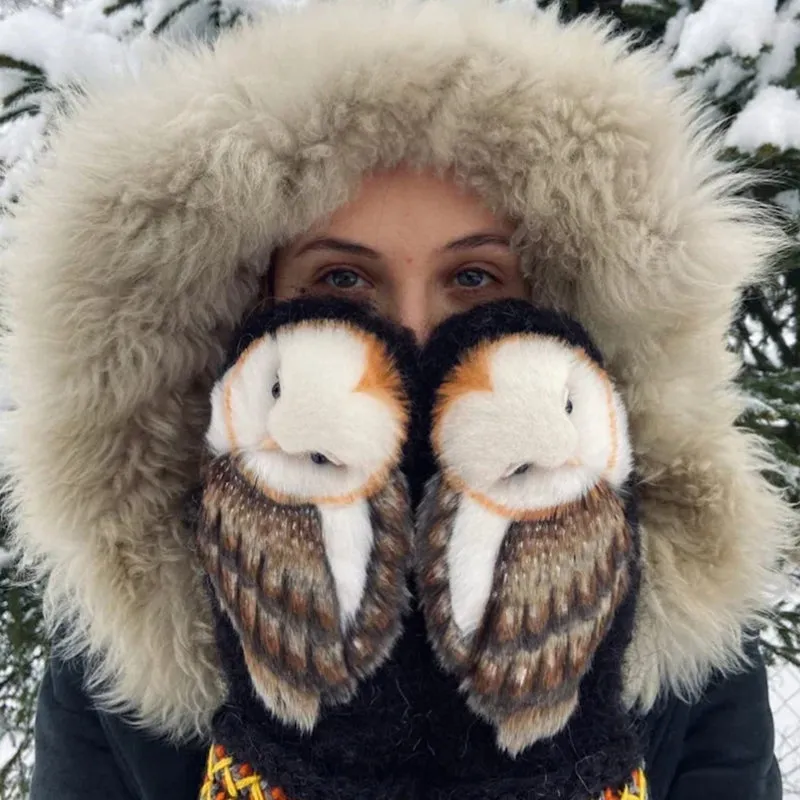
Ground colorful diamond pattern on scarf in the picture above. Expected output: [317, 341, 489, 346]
[200, 743, 646, 800]
[200, 744, 289, 800]
[600, 768, 648, 800]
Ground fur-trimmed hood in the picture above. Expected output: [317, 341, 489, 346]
[1, 0, 794, 741]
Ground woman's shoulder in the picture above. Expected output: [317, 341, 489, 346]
[31, 654, 208, 800]
[642, 637, 781, 800]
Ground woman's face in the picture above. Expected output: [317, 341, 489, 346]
[272, 169, 529, 342]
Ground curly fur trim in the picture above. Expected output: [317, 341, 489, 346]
[1, 0, 794, 737]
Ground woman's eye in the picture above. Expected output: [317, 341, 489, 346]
[322, 269, 368, 290]
[454, 268, 496, 289]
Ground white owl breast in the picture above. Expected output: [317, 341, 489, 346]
[318, 500, 375, 630]
[446, 496, 510, 637]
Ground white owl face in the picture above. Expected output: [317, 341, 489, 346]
[206, 322, 408, 503]
[433, 335, 632, 510]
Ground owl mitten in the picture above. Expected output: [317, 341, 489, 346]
[195, 296, 419, 735]
[415, 299, 644, 795]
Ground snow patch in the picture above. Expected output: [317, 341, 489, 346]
[775, 189, 800, 215]
[727, 85, 800, 151]
[662, 7, 690, 53]
[672, 0, 777, 70]
[0, 8, 138, 86]
[0, 548, 14, 570]
[759, 0, 800, 85]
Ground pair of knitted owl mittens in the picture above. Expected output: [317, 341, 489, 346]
[194, 296, 643, 793]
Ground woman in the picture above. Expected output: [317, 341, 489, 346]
[2, 1, 788, 798]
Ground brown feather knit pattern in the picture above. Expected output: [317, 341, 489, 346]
[417, 476, 633, 754]
[468, 483, 632, 753]
[197, 454, 353, 730]
[345, 468, 413, 678]
[414, 473, 471, 672]
[197, 454, 413, 731]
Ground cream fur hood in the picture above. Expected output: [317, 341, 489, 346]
[1, 0, 794, 741]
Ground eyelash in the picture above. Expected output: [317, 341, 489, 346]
[317, 267, 371, 290]
[452, 266, 500, 289]
[314, 264, 502, 291]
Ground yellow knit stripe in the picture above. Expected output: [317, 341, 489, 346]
[201, 743, 646, 800]
[602, 767, 648, 800]
[200, 743, 285, 799]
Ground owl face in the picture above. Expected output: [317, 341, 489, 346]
[206, 321, 408, 503]
[433, 334, 632, 510]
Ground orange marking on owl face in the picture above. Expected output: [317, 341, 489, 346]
[432, 340, 495, 456]
[432, 331, 620, 478]
[225, 320, 408, 485]
[446, 470, 603, 522]
[238, 459, 391, 507]
[353, 329, 409, 429]
[432, 332, 583, 460]
[282, 319, 410, 460]
[223, 335, 271, 454]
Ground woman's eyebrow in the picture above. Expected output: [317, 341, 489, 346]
[294, 237, 381, 259]
[443, 233, 512, 251]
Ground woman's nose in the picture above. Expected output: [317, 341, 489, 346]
[385, 283, 436, 344]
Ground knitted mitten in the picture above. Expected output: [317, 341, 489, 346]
[194, 296, 418, 733]
[414, 299, 645, 794]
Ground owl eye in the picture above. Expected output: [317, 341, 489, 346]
[565, 397, 573, 415]
[512, 463, 531, 477]
[271, 381, 281, 400]
[310, 452, 330, 466]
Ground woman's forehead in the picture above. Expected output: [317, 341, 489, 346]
[285, 167, 516, 255]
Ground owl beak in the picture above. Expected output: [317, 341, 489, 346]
[259, 436, 280, 452]
[503, 455, 581, 479]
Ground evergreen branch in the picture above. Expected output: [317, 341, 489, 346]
[0, 672, 22, 696]
[221, 9, 244, 30]
[786, 44, 800, 89]
[744, 291, 795, 366]
[3, 78, 51, 111]
[151, 0, 203, 35]
[0, 732, 30, 792]
[614, 1, 677, 43]
[784, 268, 800, 362]
[735, 318, 774, 371]
[0, 105, 39, 127]
[762, 639, 800, 668]
[0, 56, 44, 78]
[208, 0, 221, 31]
[103, 0, 144, 15]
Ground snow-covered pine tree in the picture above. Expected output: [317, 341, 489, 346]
[0, 0, 281, 218]
[611, 0, 800, 667]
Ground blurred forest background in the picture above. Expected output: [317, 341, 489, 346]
[0, 0, 799, 796]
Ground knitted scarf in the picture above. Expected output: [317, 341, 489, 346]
[201, 584, 646, 800]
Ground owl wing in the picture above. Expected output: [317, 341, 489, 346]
[343, 468, 413, 679]
[196, 456, 354, 730]
[414, 472, 474, 672]
[467, 483, 633, 753]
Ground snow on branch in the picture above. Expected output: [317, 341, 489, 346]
[727, 84, 800, 151]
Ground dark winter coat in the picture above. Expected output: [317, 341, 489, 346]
[31, 635, 781, 800]
[2, 0, 793, 797]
